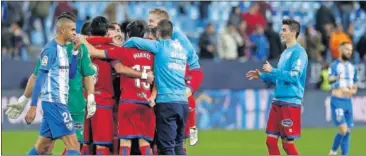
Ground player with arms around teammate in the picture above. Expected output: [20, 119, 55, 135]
[147, 27, 204, 153]
[81, 20, 156, 155]
[147, 8, 202, 145]
[328, 42, 358, 156]
[79, 16, 154, 155]
[246, 19, 308, 155]
[6, 13, 81, 155]
[123, 19, 190, 155]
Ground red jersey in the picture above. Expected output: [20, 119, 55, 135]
[87, 38, 115, 106]
[185, 64, 203, 94]
[106, 47, 154, 104]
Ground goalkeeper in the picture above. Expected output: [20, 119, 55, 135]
[5, 20, 97, 153]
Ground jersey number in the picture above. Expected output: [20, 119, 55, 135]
[62, 112, 72, 123]
[132, 65, 151, 90]
[335, 108, 344, 117]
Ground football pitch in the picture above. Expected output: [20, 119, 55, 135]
[2, 127, 366, 155]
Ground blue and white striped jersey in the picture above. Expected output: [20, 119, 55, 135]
[328, 59, 359, 89]
[39, 40, 70, 104]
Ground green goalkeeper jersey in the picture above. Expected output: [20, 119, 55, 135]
[33, 43, 96, 115]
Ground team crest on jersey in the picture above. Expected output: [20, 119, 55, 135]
[281, 119, 293, 127]
[66, 122, 73, 131]
[41, 56, 48, 66]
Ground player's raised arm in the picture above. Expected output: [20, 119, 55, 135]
[123, 37, 160, 54]
[78, 35, 108, 58]
[265, 51, 308, 83]
[173, 30, 201, 70]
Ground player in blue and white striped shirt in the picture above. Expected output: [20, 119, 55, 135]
[17, 13, 80, 155]
[328, 42, 359, 156]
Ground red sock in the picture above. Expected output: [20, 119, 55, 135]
[139, 145, 152, 155]
[119, 146, 131, 155]
[183, 147, 187, 154]
[62, 148, 67, 155]
[282, 142, 299, 155]
[188, 97, 196, 127]
[96, 147, 110, 155]
[266, 136, 280, 155]
[80, 144, 90, 155]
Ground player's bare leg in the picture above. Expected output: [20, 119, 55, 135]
[44, 140, 56, 155]
[266, 134, 280, 155]
[61, 134, 81, 155]
[28, 136, 55, 155]
[119, 139, 132, 155]
[281, 138, 299, 155]
[329, 123, 349, 155]
[138, 139, 153, 155]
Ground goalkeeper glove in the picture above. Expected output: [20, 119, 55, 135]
[86, 94, 96, 118]
[5, 95, 29, 119]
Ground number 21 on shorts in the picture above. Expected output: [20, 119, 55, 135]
[62, 112, 73, 123]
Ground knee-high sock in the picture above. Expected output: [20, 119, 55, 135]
[266, 136, 280, 155]
[331, 133, 345, 152]
[341, 132, 350, 155]
[282, 142, 299, 155]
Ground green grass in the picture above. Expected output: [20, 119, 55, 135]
[3, 128, 366, 155]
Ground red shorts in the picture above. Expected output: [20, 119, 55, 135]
[84, 105, 114, 145]
[118, 103, 156, 142]
[266, 102, 302, 139]
[184, 96, 196, 138]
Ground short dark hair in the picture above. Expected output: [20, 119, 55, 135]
[282, 19, 301, 38]
[57, 12, 76, 22]
[157, 19, 173, 38]
[126, 20, 147, 38]
[90, 16, 109, 36]
[81, 21, 91, 36]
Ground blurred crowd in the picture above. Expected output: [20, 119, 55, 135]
[1, 1, 366, 63]
[198, 1, 366, 63]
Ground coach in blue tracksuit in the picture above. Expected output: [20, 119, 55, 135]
[124, 19, 197, 155]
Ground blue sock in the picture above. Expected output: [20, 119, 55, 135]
[341, 132, 350, 155]
[27, 147, 40, 155]
[331, 133, 345, 152]
[65, 149, 80, 155]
